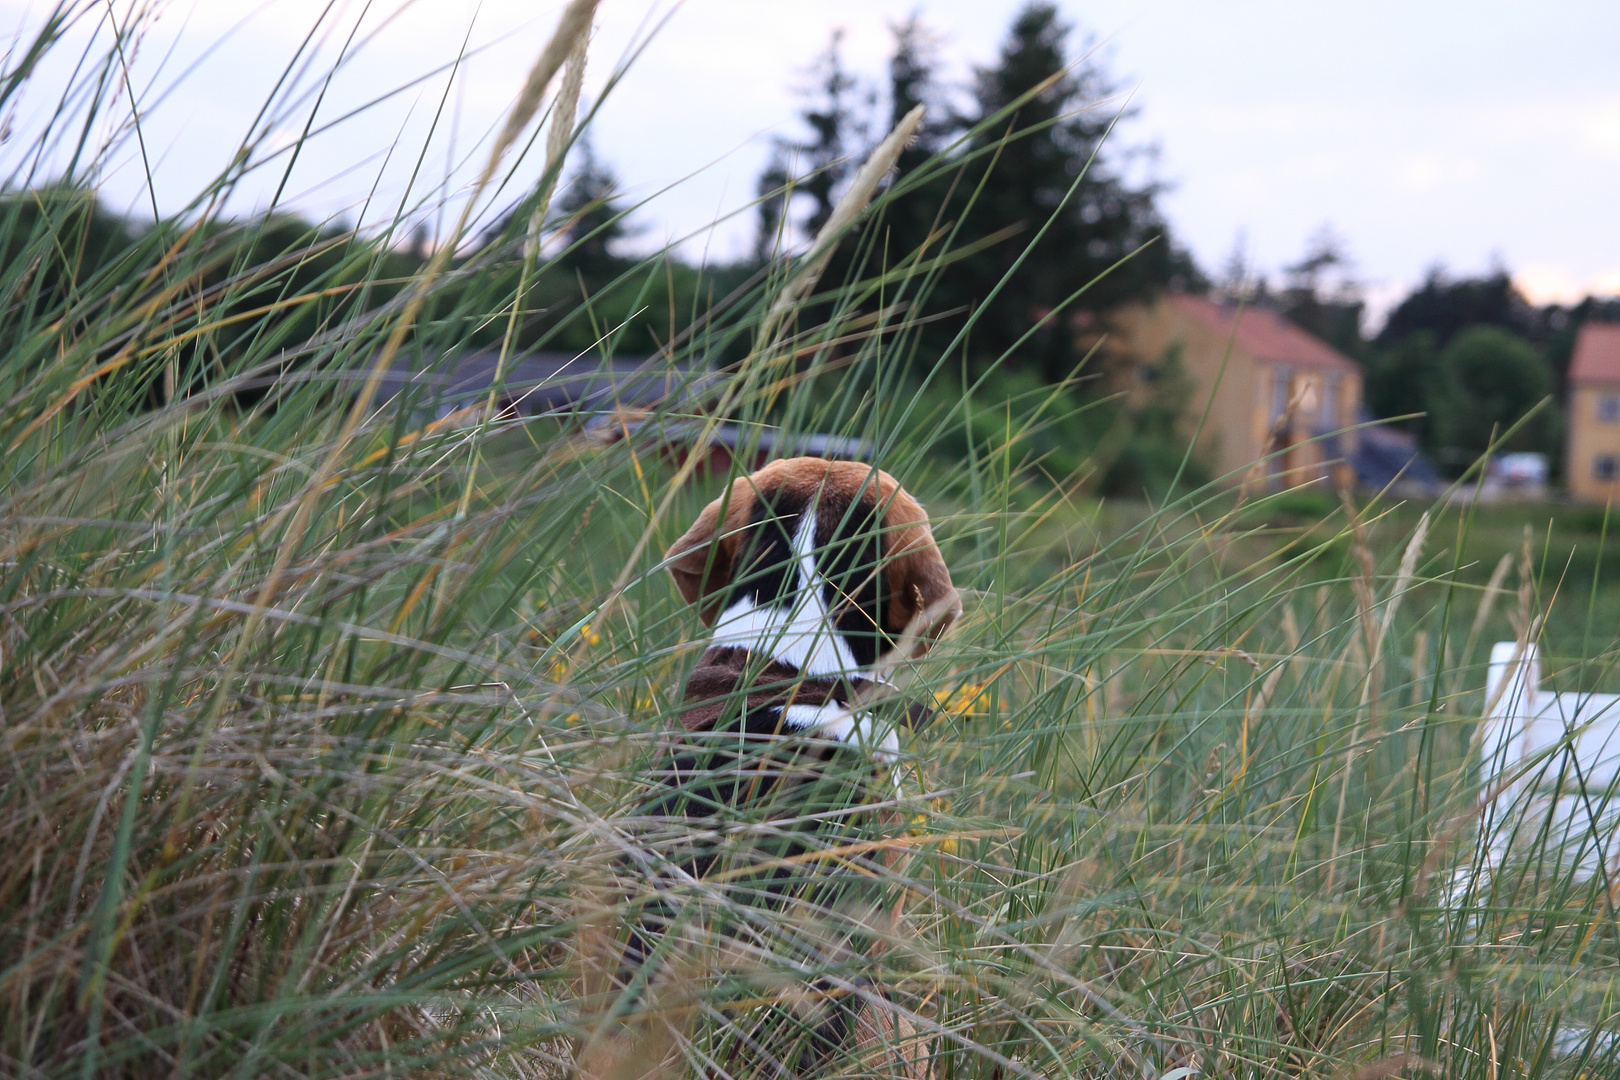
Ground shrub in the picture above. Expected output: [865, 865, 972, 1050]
[1428, 325, 1559, 470]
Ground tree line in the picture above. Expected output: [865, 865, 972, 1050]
[707, 2, 1620, 484]
[16, 1, 1616, 488]
[1238, 228, 1620, 476]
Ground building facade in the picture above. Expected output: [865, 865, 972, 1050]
[1104, 294, 1363, 488]
[1565, 323, 1620, 502]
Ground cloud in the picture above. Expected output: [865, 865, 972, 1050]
[3, 0, 1614, 293]
[1514, 263, 1620, 306]
[1397, 153, 1482, 193]
[1585, 106, 1620, 155]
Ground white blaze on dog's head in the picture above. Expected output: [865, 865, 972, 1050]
[665, 458, 960, 677]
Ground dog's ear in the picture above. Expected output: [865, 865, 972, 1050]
[876, 482, 961, 658]
[882, 534, 960, 657]
[665, 476, 759, 625]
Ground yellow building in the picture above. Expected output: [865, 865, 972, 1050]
[1565, 323, 1620, 502]
[1105, 294, 1362, 488]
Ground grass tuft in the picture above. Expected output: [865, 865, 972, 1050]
[3, 6, 1619, 1079]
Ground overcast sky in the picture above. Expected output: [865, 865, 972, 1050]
[6, 0, 1617, 328]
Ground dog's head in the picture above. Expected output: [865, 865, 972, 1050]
[665, 458, 959, 671]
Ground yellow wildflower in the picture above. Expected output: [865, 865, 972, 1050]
[933, 681, 989, 719]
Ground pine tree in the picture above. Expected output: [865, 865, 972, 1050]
[1216, 231, 1253, 303]
[751, 3, 1196, 386]
[754, 159, 791, 265]
[1278, 226, 1365, 357]
[887, 15, 951, 169]
[1376, 266, 1537, 350]
[876, 15, 959, 265]
[754, 30, 873, 259]
[554, 139, 631, 278]
[949, 3, 1190, 380]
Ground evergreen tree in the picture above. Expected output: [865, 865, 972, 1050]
[886, 15, 953, 172]
[861, 14, 959, 283]
[555, 140, 631, 278]
[755, 30, 873, 259]
[1277, 226, 1365, 357]
[949, 3, 1189, 381]
[754, 159, 791, 265]
[875, 15, 963, 268]
[1215, 231, 1255, 303]
[753, 3, 1195, 391]
[1376, 266, 1536, 349]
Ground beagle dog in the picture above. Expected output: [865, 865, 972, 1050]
[610, 457, 959, 1078]
[664, 456, 959, 753]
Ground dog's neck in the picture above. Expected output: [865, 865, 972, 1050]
[706, 512, 863, 681]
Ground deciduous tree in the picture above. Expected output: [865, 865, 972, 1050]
[1427, 325, 1557, 470]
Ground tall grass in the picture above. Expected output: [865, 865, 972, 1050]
[4, 5, 1619, 1078]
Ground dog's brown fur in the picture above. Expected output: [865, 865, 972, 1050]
[666, 457, 958, 651]
[582, 458, 956, 1079]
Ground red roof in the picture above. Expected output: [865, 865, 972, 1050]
[1569, 323, 1620, 387]
[1168, 293, 1359, 374]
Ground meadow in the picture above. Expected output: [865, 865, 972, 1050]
[4, 4, 1620, 1078]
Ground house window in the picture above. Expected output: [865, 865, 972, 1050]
[1599, 396, 1620, 423]
[1269, 367, 1292, 424]
[1596, 454, 1619, 481]
[1321, 375, 1341, 428]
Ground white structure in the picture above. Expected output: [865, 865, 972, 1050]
[1468, 642, 1620, 1057]
[1489, 451, 1550, 490]
[1478, 641, 1620, 877]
